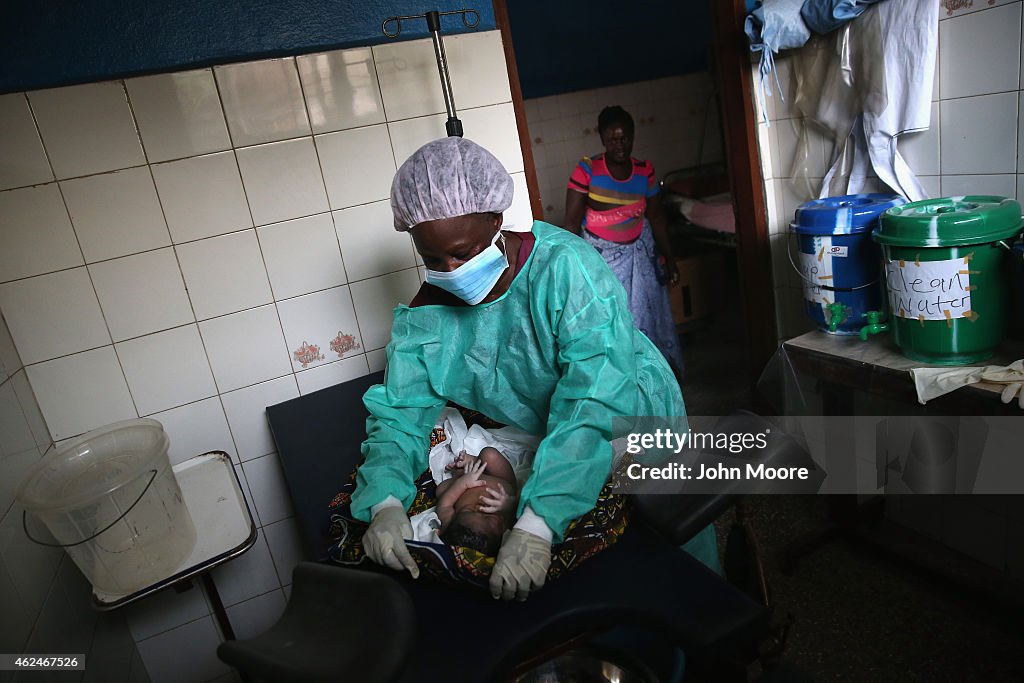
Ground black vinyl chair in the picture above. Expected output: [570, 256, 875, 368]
[218, 562, 415, 682]
[217, 372, 808, 683]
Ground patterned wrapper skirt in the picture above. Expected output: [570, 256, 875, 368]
[582, 220, 685, 374]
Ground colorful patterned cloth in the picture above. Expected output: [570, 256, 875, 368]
[326, 408, 631, 588]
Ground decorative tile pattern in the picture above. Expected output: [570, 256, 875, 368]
[275, 287, 361, 373]
[291, 341, 324, 368]
[329, 332, 360, 358]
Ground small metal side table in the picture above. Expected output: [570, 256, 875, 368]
[91, 451, 258, 643]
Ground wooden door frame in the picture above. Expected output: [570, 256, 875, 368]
[495, 0, 776, 379]
[494, 0, 544, 221]
[712, 0, 777, 378]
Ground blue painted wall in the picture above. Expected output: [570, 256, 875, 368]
[0, 0, 495, 94]
[506, 1, 713, 99]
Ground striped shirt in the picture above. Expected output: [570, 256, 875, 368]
[568, 155, 658, 241]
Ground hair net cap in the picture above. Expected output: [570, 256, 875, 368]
[391, 137, 514, 231]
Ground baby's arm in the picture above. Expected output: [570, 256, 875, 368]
[435, 458, 488, 525]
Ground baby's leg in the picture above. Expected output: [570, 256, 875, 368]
[478, 447, 516, 492]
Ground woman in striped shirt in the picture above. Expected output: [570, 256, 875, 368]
[564, 106, 684, 379]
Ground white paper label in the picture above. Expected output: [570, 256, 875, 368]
[798, 238, 834, 304]
[884, 256, 974, 322]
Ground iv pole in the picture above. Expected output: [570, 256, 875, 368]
[382, 9, 481, 137]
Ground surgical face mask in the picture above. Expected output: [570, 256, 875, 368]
[425, 231, 508, 305]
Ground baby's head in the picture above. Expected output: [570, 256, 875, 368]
[439, 509, 506, 556]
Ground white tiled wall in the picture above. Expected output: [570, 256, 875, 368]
[0, 29, 527, 682]
[757, 0, 1024, 342]
[2, 315, 148, 683]
[754, 0, 1024, 586]
[523, 72, 724, 226]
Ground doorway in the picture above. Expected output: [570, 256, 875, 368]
[495, 0, 773, 413]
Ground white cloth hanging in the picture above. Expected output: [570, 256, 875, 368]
[817, 0, 938, 201]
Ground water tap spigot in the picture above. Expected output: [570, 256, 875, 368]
[825, 302, 849, 333]
[859, 311, 889, 341]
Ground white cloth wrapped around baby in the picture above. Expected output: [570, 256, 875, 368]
[408, 407, 541, 543]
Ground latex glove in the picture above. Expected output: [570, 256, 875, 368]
[910, 366, 986, 404]
[489, 529, 551, 601]
[980, 360, 1024, 410]
[363, 506, 419, 579]
[998, 383, 1024, 409]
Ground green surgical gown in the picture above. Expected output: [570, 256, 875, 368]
[351, 220, 686, 542]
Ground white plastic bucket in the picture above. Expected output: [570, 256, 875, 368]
[15, 419, 196, 595]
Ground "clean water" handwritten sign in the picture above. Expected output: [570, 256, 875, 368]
[884, 256, 977, 323]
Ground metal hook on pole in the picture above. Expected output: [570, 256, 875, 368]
[381, 9, 481, 137]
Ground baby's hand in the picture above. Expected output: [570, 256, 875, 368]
[478, 486, 513, 514]
[445, 450, 470, 472]
[462, 456, 487, 486]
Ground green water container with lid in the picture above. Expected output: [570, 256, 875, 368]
[873, 196, 1023, 365]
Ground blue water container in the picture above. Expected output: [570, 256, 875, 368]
[792, 193, 904, 335]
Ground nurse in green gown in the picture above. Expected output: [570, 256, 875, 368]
[351, 136, 715, 601]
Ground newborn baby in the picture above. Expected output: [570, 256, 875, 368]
[435, 447, 519, 555]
